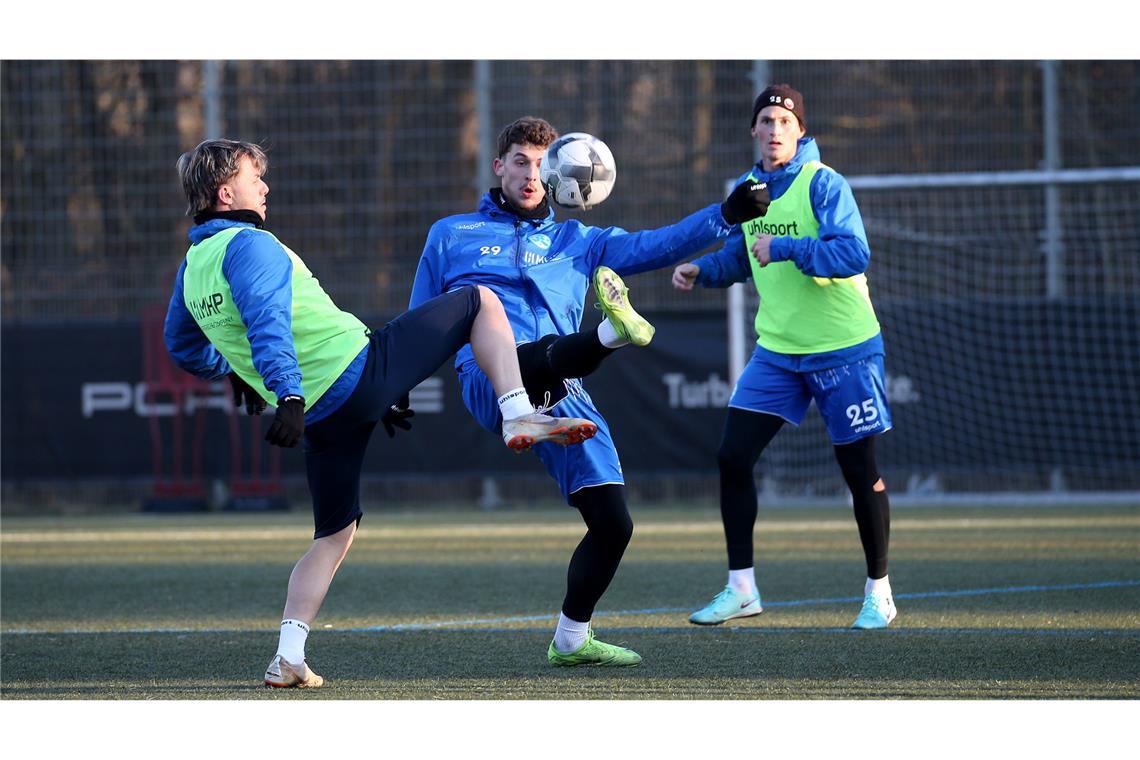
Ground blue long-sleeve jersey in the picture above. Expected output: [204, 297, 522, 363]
[410, 192, 733, 368]
[692, 138, 872, 287]
[163, 218, 304, 400]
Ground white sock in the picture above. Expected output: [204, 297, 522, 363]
[865, 575, 892, 597]
[728, 567, 757, 595]
[497, 387, 534, 420]
[597, 319, 628, 349]
[553, 612, 590, 654]
[276, 618, 310, 664]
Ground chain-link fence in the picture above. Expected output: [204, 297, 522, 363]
[3, 60, 1139, 505]
[4, 60, 1138, 322]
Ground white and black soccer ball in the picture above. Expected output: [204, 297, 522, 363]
[540, 132, 617, 211]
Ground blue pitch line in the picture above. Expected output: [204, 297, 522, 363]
[5, 579, 1138, 637]
[347, 579, 1140, 632]
[358, 625, 1140, 639]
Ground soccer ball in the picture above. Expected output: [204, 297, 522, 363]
[540, 132, 617, 211]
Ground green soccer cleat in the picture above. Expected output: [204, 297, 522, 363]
[852, 592, 897, 629]
[688, 585, 763, 626]
[593, 266, 655, 347]
[547, 629, 642, 667]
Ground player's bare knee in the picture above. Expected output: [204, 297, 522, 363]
[873, 478, 887, 493]
[319, 521, 356, 557]
[474, 285, 502, 313]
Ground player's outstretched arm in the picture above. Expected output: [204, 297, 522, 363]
[587, 203, 733, 278]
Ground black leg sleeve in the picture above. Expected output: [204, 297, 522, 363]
[516, 332, 616, 408]
[717, 409, 784, 570]
[562, 484, 634, 622]
[545, 330, 615, 378]
[834, 436, 890, 579]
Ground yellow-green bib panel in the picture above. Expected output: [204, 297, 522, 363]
[182, 227, 368, 408]
[741, 161, 880, 353]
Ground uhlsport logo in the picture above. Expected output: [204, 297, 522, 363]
[744, 218, 801, 237]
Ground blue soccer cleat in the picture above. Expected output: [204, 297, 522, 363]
[852, 592, 897, 629]
[688, 585, 763, 626]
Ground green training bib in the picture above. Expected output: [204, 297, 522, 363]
[741, 161, 880, 354]
[182, 227, 368, 408]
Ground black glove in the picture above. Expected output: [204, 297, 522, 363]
[227, 373, 267, 416]
[721, 180, 771, 225]
[265, 395, 305, 448]
[381, 393, 415, 438]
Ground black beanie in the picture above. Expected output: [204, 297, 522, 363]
[751, 84, 806, 131]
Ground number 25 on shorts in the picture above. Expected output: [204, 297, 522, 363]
[846, 398, 879, 427]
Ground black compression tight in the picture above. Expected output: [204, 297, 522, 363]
[834, 436, 891, 579]
[716, 409, 785, 570]
[516, 333, 615, 407]
[562, 484, 634, 622]
[545, 331, 615, 377]
[717, 408, 890, 578]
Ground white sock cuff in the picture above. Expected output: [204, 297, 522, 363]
[597, 319, 627, 349]
[497, 387, 534, 420]
[553, 612, 591, 654]
[865, 575, 892, 596]
[557, 612, 590, 632]
[728, 567, 757, 594]
[277, 619, 310, 663]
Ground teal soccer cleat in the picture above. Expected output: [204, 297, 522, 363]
[593, 266, 655, 347]
[852, 592, 897, 629]
[688, 585, 763, 626]
[547, 629, 642, 667]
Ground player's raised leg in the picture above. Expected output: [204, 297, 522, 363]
[511, 269, 654, 410]
[467, 286, 598, 450]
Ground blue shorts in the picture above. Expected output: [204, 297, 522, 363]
[458, 363, 624, 503]
[730, 345, 892, 445]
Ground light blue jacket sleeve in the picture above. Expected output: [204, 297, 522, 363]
[587, 204, 733, 277]
[163, 261, 231, 380]
[767, 169, 870, 277]
[221, 230, 303, 401]
[409, 221, 448, 310]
